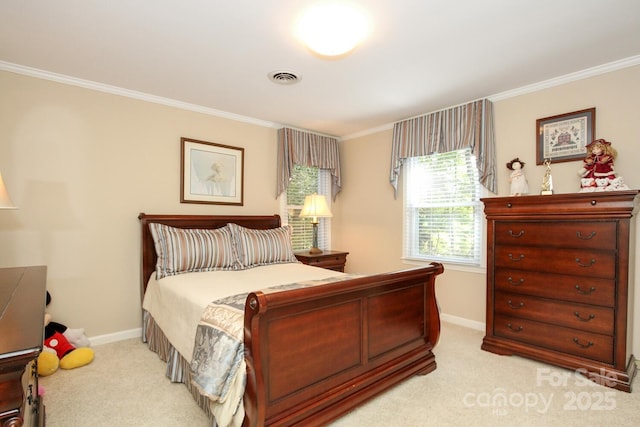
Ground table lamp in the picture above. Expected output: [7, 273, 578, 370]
[299, 193, 332, 254]
[0, 171, 17, 209]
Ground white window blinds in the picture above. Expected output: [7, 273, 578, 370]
[403, 148, 482, 265]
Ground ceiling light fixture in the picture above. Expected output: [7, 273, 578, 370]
[296, 2, 370, 57]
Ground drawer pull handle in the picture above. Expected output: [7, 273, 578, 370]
[508, 253, 525, 262]
[508, 229, 524, 238]
[573, 338, 594, 349]
[574, 311, 595, 322]
[575, 285, 596, 295]
[507, 276, 524, 286]
[506, 323, 523, 332]
[575, 258, 595, 267]
[508, 300, 524, 309]
[576, 231, 596, 240]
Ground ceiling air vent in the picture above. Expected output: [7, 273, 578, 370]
[268, 70, 301, 85]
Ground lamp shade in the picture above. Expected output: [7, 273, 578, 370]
[299, 193, 332, 220]
[0, 171, 16, 209]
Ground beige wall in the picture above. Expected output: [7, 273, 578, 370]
[337, 64, 640, 348]
[1, 64, 639, 348]
[492, 66, 640, 196]
[333, 128, 487, 328]
[0, 71, 279, 338]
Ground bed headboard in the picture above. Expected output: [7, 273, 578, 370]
[137, 213, 281, 302]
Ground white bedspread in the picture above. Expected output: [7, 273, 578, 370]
[142, 262, 347, 426]
[142, 262, 345, 367]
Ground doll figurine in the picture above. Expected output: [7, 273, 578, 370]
[578, 139, 622, 191]
[507, 157, 529, 196]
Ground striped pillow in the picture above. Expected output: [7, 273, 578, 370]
[228, 223, 297, 268]
[149, 223, 238, 279]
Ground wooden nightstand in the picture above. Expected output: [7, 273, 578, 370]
[294, 250, 349, 272]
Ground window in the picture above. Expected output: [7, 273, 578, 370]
[403, 148, 483, 266]
[280, 165, 332, 251]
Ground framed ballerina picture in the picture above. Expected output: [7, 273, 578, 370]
[180, 137, 244, 205]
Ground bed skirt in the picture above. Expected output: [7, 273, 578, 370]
[142, 310, 216, 426]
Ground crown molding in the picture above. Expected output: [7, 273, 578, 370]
[342, 55, 640, 141]
[3, 55, 639, 141]
[489, 55, 640, 101]
[0, 60, 280, 129]
[341, 123, 393, 141]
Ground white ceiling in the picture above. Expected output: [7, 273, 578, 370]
[1, 1, 639, 138]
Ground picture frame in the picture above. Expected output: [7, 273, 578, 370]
[180, 137, 244, 205]
[536, 108, 595, 165]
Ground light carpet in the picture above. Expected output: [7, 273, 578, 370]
[40, 322, 640, 426]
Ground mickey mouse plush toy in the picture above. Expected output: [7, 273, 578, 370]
[37, 291, 95, 376]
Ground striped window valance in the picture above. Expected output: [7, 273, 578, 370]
[276, 127, 342, 200]
[390, 99, 497, 196]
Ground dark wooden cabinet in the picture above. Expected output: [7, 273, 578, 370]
[481, 191, 639, 392]
[0, 266, 47, 426]
[294, 250, 348, 272]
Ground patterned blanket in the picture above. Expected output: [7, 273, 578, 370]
[191, 291, 247, 402]
[190, 275, 359, 423]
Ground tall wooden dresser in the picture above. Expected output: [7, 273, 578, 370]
[481, 191, 639, 392]
[0, 266, 47, 426]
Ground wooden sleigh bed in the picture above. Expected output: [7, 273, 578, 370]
[138, 213, 444, 426]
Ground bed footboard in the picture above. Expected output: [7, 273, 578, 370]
[243, 263, 444, 427]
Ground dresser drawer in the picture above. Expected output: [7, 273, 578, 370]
[294, 251, 348, 272]
[304, 255, 343, 266]
[495, 221, 616, 250]
[22, 359, 42, 427]
[494, 269, 615, 307]
[494, 291, 614, 335]
[494, 246, 615, 278]
[494, 314, 614, 364]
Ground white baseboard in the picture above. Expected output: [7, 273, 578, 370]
[441, 313, 485, 332]
[88, 315, 484, 347]
[89, 328, 142, 346]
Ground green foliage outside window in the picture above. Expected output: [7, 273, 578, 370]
[406, 149, 481, 264]
[286, 165, 319, 250]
